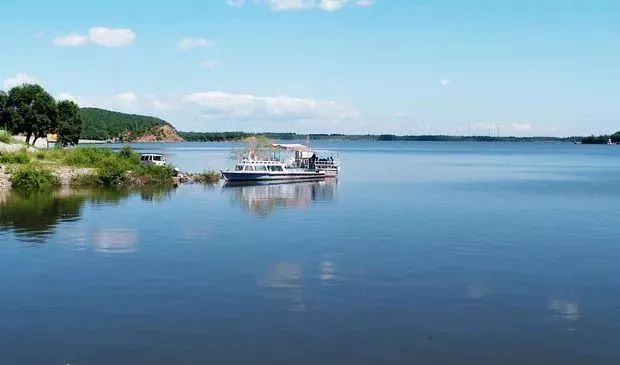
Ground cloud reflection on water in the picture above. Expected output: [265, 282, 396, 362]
[258, 262, 306, 312]
[548, 299, 581, 321]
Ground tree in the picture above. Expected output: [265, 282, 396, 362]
[57, 100, 83, 146]
[0, 91, 9, 131]
[229, 135, 275, 160]
[6, 84, 57, 145]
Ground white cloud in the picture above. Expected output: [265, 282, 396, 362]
[471, 122, 535, 136]
[3, 73, 39, 89]
[200, 60, 219, 69]
[182, 91, 358, 121]
[318, 0, 349, 11]
[440, 79, 451, 86]
[52, 33, 89, 47]
[178, 37, 215, 50]
[115, 92, 138, 104]
[249, 0, 369, 11]
[268, 0, 312, 11]
[510, 122, 532, 132]
[227, 0, 246, 7]
[355, 0, 373, 6]
[57, 93, 77, 102]
[52, 27, 135, 48]
[89, 27, 135, 47]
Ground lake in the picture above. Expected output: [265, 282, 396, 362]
[1, 141, 619, 365]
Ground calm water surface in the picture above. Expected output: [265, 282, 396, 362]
[1, 141, 619, 365]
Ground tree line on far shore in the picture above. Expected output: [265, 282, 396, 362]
[0, 84, 83, 146]
[581, 132, 620, 144]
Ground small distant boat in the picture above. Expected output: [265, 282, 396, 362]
[221, 159, 326, 182]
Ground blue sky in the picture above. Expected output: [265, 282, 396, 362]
[1, 0, 618, 135]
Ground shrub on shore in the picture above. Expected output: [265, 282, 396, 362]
[191, 171, 221, 184]
[10, 165, 60, 190]
[133, 165, 175, 185]
[71, 160, 129, 187]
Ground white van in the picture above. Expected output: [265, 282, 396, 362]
[139, 154, 167, 166]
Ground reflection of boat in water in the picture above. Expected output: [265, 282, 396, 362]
[223, 179, 337, 217]
[221, 159, 326, 182]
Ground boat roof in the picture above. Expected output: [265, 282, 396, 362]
[140, 153, 164, 157]
[272, 143, 310, 151]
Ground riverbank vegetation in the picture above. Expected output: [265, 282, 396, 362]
[0, 144, 220, 191]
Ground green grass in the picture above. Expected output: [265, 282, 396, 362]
[10, 165, 60, 191]
[0, 149, 32, 164]
[36, 146, 140, 169]
[0, 130, 12, 144]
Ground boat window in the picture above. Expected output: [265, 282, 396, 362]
[271, 165, 283, 171]
[244, 165, 255, 171]
[153, 155, 162, 161]
[255, 165, 267, 171]
[235, 165, 243, 171]
[140, 156, 146, 161]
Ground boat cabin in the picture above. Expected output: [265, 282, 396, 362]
[234, 160, 287, 172]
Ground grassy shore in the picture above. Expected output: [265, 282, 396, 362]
[0, 136, 220, 191]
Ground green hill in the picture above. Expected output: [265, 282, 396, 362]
[80, 107, 181, 141]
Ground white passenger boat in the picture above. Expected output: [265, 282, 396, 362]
[221, 159, 326, 181]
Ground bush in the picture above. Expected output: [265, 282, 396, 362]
[99, 160, 129, 186]
[134, 165, 174, 185]
[192, 170, 221, 184]
[0, 150, 31, 164]
[119, 145, 137, 160]
[10, 166, 60, 191]
[70, 160, 128, 188]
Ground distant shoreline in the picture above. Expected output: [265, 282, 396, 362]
[174, 132, 585, 143]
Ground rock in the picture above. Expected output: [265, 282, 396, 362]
[0, 141, 37, 153]
[53, 167, 96, 186]
[0, 165, 11, 191]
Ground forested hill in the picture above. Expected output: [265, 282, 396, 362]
[80, 107, 183, 142]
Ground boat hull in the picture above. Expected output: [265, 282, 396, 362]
[321, 169, 339, 177]
[221, 170, 326, 182]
